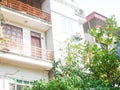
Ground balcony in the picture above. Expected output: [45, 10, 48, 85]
[0, 39, 53, 70]
[0, 0, 51, 22]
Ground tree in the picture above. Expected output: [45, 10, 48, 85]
[26, 16, 120, 90]
[30, 39, 88, 90]
[83, 16, 120, 88]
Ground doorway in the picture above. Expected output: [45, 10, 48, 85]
[31, 31, 41, 58]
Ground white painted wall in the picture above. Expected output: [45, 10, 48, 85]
[85, 33, 95, 44]
[50, 1, 85, 60]
[22, 28, 31, 56]
[45, 28, 54, 50]
[51, 1, 75, 21]
[0, 64, 48, 82]
[41, 0, 51, 13]
[0, 78, 3, 90]
[0, 78, 9, 90]
[0, 64, 48, 90]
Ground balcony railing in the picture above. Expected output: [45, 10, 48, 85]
[0, 0, 51, 22]
[0, 39, 53, 61]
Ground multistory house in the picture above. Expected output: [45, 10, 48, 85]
[0, 0, 52, 90]
[51, 0, 85, 60]
[83, 12, 107, 44]
[0, 0, 85, 90]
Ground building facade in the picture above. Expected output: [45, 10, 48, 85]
[0, 0, 85, 90]
[51, 0, 85, 60]
[83, 12, 107, 44]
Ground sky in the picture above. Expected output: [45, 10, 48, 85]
[77, 0, 120, 24]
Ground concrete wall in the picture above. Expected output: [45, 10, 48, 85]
[41, 0, 51, 13]
[45, 28, 53, 50]
[50, 1, 85, 60]
[0, 64, 48, 90]
[0, 64, 48, 81]
[85, 33, 95, 44]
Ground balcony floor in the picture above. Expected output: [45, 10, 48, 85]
[0, 38, 53, 70]
[0, 51, 52, 70]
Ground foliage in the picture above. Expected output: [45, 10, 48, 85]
[26, 16, 120, 90]
[28, 39, 88, 90]
[84, 16, 120, 87]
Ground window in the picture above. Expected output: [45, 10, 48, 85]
[9, 83, 15, 90]
[2, 24, 22, 42]
[2, 24, 23, 50]
[9, 83, 29, 90]
[17, 85, 24, 90]
[9, 78, 33, 90]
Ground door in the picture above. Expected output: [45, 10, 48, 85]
[31, 36, 41, 47]
[31, 32, 41, 58]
